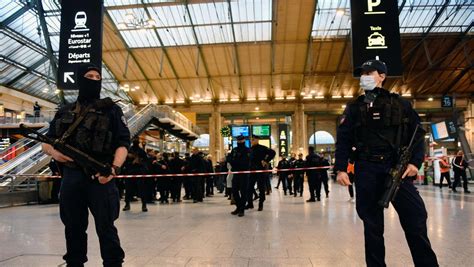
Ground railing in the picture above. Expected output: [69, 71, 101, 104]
[0, 104, 199, 187]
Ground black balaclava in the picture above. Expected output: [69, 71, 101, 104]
[77, 63, 101, 103]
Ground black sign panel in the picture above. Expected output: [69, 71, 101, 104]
[278, 124, 288, 157]
[441, 95, 454, 108]
[57, 0, 104, 89]
[350, 0, 403, 76]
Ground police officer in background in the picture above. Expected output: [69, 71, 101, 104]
[42, 63, 130, 266]
[292, 153, 305, 197]
[305, 146, 319, 202]
[229, 135, 251, 217]
[247, 135, 276, 211]
[276, 155, 291, 195]
[335, 59, 438, 266]
[189, 147, 206, 203]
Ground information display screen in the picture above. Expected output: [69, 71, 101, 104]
[431, 121, 449, 140]
[231, 126, 250, 137]
[252, 125, 270, 136]
[232, 140, 250, 148]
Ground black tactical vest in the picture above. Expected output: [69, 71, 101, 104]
[351, 93, 409, 155]
[54, 98, 115, 160]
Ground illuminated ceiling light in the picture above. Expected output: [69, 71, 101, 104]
[419, 113, 426, 117]
[336, 8, 345, 16]
[286, 96, 296, 100]
[428, 97, 433, 101]
[203, 99, 212, 103]
[195, 94, 200, 98]
[317, 92, 323, 96]
[342, 105, 346, 108]
[310, 90, 316, 94]
[230, 98, 239, 102]
[165, 100, 173, 104]
[176, 100, 185, 104]
[300, 92, 306, 96]
[402, 93, 412, 97]
[247, 98, 257, 101]
[275, 97, 284, 100]
[256, 117, 260, 120]
[258, 97, 267, 101]
[134, 86, 140, 90]
[303, 96, 313, 99]
[147, 19, 156, 27]
[315, 95, 325, 99]
[189, 96, 194, 100]
[332, 95, 342, 99]
[125, 13, 134, 23]
[191, 99, 200, 103]
[219, 99, 228, 102]
[255, 107, 260, 111]
[117, 23, 127, 30]
[343, 95, 353, 98]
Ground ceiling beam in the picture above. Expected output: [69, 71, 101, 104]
[226, 0, 243, 100]
[443, 66, 472, 94]
[183, 0, 215, 99]
[36, 0, 63, 103]
[6, 56, 49, 87]
[270, 0, 277, 100]
[402, 0, 450, 60]
[0, 2, 33, 27]
[103, 11, 160, 102]
[140, 0, 188, 100]
[407, 22, 473, 86]
[0, 56, 55, 84]
[298, 0, 318, 96]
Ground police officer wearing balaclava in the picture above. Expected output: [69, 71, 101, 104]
[42, 63, 130, 266]
[334, 59, 438, 266]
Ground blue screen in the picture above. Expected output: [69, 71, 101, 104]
[232, 126, 249, 137]
[232, 140, 250, 148]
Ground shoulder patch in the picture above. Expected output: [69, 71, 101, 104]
[121, 116, 128, 127]
[340, 115, 346, 124]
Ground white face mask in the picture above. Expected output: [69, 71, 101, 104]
[360, 75, 377, 91]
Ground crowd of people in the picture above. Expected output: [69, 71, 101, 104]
[114, 135, 337, 216]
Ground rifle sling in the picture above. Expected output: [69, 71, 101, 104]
[59, 102, 94, 143]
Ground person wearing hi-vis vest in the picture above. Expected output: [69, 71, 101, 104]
[438, 155, 452, 189]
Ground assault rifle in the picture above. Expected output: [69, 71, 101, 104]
[378, 125, 420, 208]
[19, 124, 112, 177]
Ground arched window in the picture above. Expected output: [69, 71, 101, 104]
[193, 134, 210, 147]
[308, 131, 335, 145]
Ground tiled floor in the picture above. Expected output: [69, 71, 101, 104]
[0, 181, 473, 266]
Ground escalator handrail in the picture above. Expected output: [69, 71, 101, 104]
[0, 127, 49, 160]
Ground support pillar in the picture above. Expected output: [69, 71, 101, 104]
[209, 107, 224, 161]
[291, 103, 308, 156]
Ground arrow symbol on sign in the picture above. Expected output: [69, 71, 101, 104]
[64, 72, 75, 83]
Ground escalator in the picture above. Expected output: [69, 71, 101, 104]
[0, 104, 199, 191]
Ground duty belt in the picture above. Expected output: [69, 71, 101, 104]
[358, 153, 393, 163]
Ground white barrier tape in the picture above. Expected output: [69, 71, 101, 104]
[1, 166, 332, 179]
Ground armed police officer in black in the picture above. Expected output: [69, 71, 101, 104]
[335, 60, 438, 267]
[229, 135, 251, 216]
[305, 146, 319, 202]
[43, 64, 130, 267]
[247, 135, 276, 211]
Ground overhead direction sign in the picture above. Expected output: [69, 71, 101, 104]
[350, 0, 403, 76]
[57, 0, 104, 89]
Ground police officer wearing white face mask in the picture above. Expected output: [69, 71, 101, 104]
[334, 59, 438, 266]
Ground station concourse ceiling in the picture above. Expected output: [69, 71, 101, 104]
[0, 0, 473, 108]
